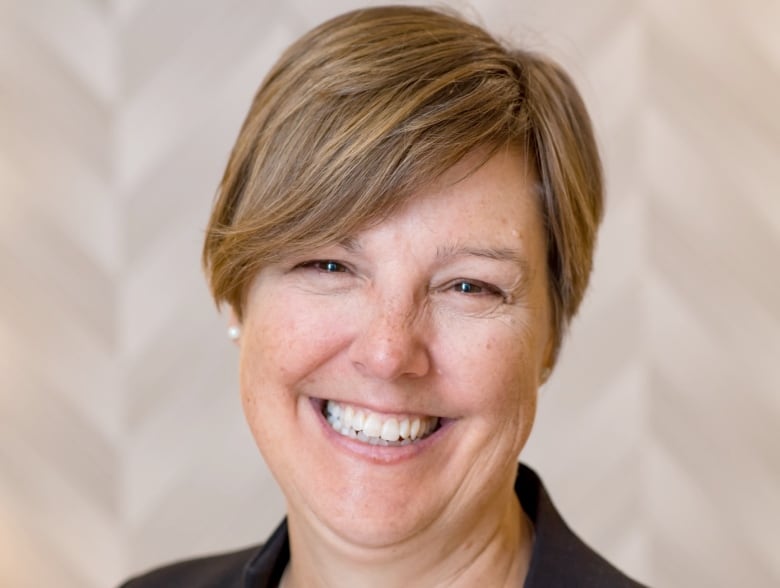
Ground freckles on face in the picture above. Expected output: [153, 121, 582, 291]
[432, 311, 537, 421]
[234, 147, 553, 548]
[243, 286, 339, 378]
[429, 276, 546, 461]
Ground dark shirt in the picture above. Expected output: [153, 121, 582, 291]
[121, 464, 646, 587]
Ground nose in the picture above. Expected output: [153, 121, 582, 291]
[348, 294, 431, 381]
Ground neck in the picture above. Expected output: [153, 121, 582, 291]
[281, 483, 534, 588]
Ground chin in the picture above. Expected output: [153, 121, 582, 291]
[311, 490, 442, 550]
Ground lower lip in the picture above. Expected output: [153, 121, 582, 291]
[310, 398, 451, 465]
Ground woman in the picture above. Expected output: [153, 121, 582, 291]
[123, 5, 644, 587]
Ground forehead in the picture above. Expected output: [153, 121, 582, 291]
[409, 147, 541, 238]
[342, 147, 544, 259]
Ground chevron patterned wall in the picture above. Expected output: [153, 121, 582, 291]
[1, 1, 778, 587]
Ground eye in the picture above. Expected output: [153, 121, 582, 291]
[453, 281, 482, 294]
[448, 280, 502, 297]
[297, 260, 349, 273]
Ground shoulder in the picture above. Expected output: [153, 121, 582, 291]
[517, 464, 648, 588]
[119, 544, 262, 588]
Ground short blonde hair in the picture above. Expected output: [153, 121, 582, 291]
[203, 5, 603, 362]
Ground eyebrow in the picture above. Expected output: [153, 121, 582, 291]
[435, 244, 530, 271]
[338, 236, 363, 253]
[338, 239, 532, 281]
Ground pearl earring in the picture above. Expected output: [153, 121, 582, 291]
[227, 326, 241, 341]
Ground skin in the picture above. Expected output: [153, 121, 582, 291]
[235, 147, 554, 587]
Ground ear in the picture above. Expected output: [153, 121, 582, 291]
[226, 307, 242, 345]
[539, 334, 556, 385]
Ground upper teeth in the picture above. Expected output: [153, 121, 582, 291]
[325, 400, 438, 445]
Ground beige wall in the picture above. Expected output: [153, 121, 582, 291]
[1, 1, 778, 586]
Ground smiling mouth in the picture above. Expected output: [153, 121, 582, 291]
[323, 400, 440, 446]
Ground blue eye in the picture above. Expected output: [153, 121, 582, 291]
[303, 260, 347, 273]
[454, 281, 484, 294]
[448, 280, 506, 300]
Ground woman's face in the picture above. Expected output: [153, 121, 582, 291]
[238, 148, 553, 549]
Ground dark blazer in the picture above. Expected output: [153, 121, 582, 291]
[121, 464, 646, 587]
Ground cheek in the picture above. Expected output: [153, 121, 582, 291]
[478, 340, 538, 451]
[439, 328, 538, 423]
[240, 295, 350, 390]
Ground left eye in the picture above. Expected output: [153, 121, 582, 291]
[299, 260, 348, 273]
[449, 280, 499, 296]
